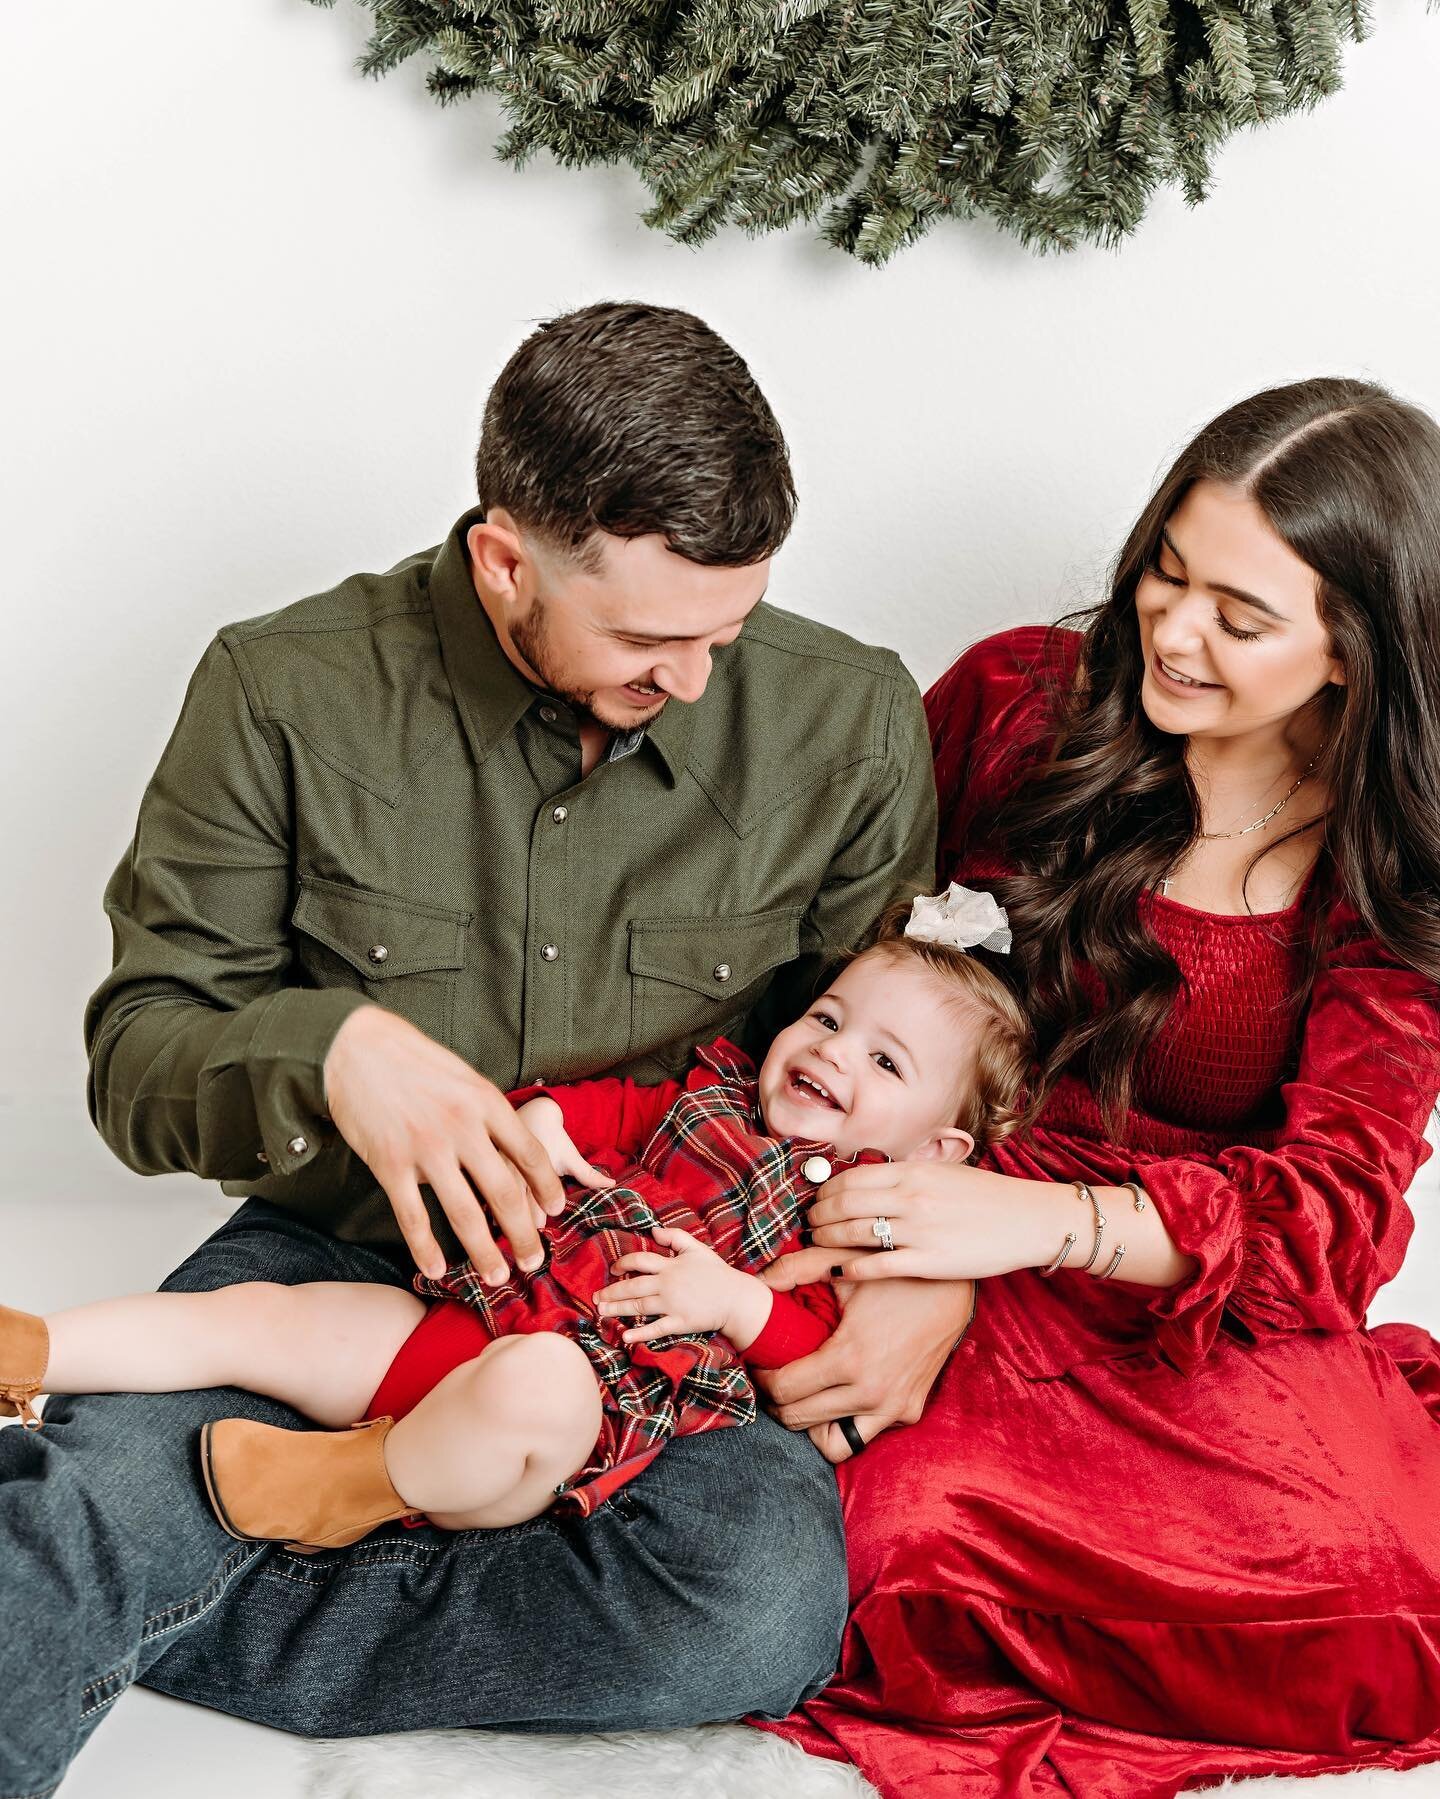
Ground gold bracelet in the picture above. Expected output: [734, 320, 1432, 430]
[1075, 1180, 1106, 1273]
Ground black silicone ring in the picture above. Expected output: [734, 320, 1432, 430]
[836, 1415, 868, 1457]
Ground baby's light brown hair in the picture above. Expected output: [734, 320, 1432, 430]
[853, 899, 1034, 1152]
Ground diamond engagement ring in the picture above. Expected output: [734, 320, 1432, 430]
[872, 1215, 896, 1252]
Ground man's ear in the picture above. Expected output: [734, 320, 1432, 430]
[467, 511, 527, 605]
[910, 1126, 975, 1165]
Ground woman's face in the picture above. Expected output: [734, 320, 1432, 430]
[1134, 478, 1345, 748]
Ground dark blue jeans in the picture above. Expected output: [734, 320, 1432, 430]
[0, 1202, 847, 1799]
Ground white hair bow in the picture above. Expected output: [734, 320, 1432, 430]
[904, 884, 1011, 955]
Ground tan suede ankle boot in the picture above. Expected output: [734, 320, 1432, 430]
[200, 1415, 419, 1552]
[0, 1304, 50, 1431]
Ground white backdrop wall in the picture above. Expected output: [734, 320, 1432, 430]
[4, 0, 1440, 1146]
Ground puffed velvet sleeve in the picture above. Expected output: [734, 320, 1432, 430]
[1135, 903, 1440, 1371]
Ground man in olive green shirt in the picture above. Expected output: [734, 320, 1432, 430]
[2, 303, 953, 1792]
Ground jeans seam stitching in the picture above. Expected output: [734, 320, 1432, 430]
[138, 1542, 263, 1634]
[77, 1659, 135, 1722]
[77, 1543, 266, 1717]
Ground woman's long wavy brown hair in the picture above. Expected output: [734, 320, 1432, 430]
[990, 377, 1440, 1133]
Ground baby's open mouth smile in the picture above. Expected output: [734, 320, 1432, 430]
[787, 1069, 843, 1111]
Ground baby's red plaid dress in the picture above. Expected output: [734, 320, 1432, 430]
[395, 1039, 881, 1515]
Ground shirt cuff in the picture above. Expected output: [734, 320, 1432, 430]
[245, 986, 375, 1178]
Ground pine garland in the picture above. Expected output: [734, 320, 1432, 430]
[310, 0, 1388, 262]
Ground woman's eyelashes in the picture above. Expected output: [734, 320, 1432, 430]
[1147, 556, 1185, 588]
[1146, 557, 1265, 643]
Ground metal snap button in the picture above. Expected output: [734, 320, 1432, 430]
[287, 1135, 309, 1156]
[802, 1155, 833, 1184]
[539, 705, 558, 724]
[713, 962, 732, 983]
[540, 943, 559, 962]
[367, 944, 389, 964]
[552, 805, 568, 824]
[256, 1149, 269, 1165]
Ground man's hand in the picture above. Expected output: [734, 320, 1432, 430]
[323, 1004, 564, 1282]
[752, 1274, 975, 1463]
[596, 1227, 774, 1349]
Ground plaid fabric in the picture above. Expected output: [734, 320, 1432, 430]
[414, 1040, 884, 1515]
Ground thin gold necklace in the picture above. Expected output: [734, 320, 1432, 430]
[1198, 759, 1317, 840]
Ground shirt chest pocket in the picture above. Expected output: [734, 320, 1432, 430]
[627, 907, 801, 1062]
[290, 876, 471, 1047]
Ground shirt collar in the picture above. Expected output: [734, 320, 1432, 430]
[430, 509, 535, 766]
[643, 686, 697, 784]
[429, 506, 698, 784]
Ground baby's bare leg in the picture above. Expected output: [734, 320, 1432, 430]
[45, 1282, 426, 1427]
[383, 1333, 603, 1530]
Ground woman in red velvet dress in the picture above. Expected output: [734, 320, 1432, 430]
[762, 378, 1440, 1795]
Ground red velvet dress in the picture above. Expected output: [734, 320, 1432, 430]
[764, 628, 1440, 1796]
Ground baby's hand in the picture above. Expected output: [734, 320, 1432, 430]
[596, 1226, 770, 1347]
[513, 1097, 615, 1201]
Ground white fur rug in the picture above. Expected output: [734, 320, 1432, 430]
[305, 1724, 874, 1797]
[304, 1725, 1440, 1799]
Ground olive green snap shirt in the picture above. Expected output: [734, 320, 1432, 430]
[85, 510, 937, 1250]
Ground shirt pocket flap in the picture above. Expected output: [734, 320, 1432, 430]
[628, 908, 801, 1000]
[291, 877, 470, 979]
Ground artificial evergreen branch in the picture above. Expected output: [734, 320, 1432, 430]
[309, 0, 1396, 262]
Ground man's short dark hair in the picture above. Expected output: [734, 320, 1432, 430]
[475, 302, 796, 568]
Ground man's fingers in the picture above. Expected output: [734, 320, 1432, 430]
[761, 1247, 846, 1289]
[428, 1161, 508, 1283]
[487, 1107, 567, 1217]
[810, 1413, 887, 1464]
[459, 1140, 546, 1272]
[838, 1248, 923, 1280]
[760, 1248, 833, 1291]
[381, 1170, 447, 1280]
[771, 1384, 872, 1433]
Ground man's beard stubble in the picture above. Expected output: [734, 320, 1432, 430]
[512, 601, 668, 733]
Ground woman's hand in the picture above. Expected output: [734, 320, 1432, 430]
[796, 1161, 1071, 1283]
[595, 1227, 774, 1349]
[753, 1276, 975, 1462]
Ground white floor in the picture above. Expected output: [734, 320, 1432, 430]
[4, 1107, 1440, 1798]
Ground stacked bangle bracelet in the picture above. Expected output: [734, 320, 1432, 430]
[1075, 1181, 1107, 1272]
[1039, 1180, 1130, 1280]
